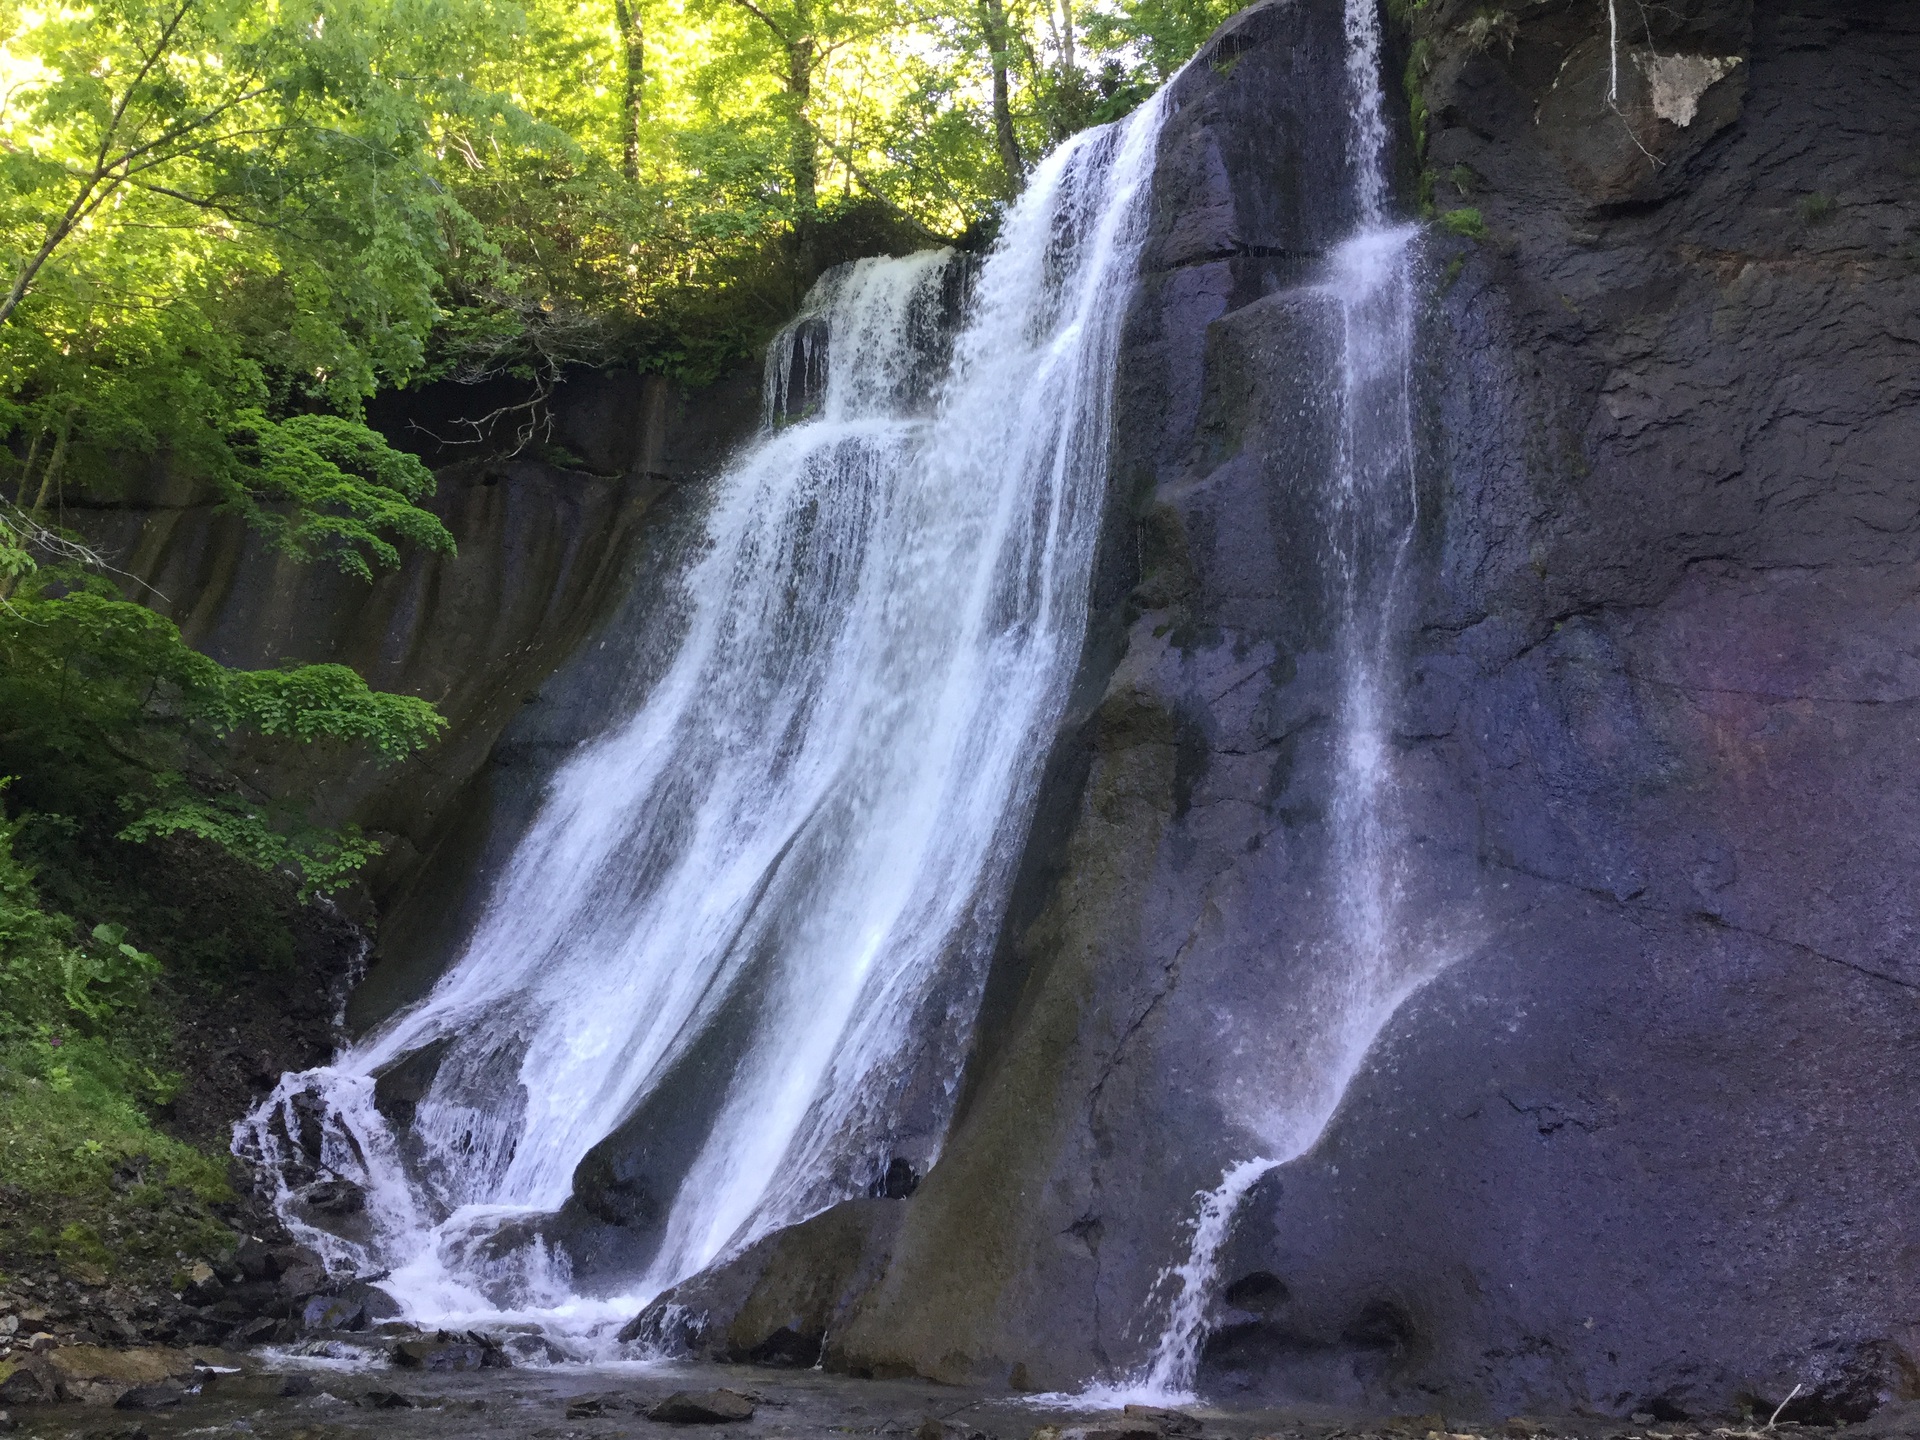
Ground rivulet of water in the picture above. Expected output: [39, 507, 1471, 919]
[1108, 0, 1439, 1405]
[237, 89, 1169, 1354]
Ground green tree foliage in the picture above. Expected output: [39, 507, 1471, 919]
[406, 0, 1246, 391]
[0, 0, 1243, 1278]
[219, 411, 453, 579]
[0, 571, 446, 1278]
[0, 581, 444, 896]
[3, 0, 1241, 444]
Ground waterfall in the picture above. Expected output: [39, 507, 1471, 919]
[1107, 0, 1434, 1405]
[237, 92, 1169, 1350]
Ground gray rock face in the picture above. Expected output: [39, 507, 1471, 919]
[790, 0, 1920, 1418]
[622, 1199, 906, 1368]
[647, 1389, 757, 1424]
[67, 364, 759, 1028]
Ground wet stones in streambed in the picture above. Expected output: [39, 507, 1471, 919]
[199, 1370, 318, 1402]
[0, 1363, 54, 1407]
[567, 1396, 624, 1420]
[110, 1383, 193, 1411]
[1032, 1423, 1162, 1440]
[1123, 1408, 1202, 1437]
[647, 1389, 757, 1424]
[365, 1388, 429, 1408]
[0, 1344, 200, 1407]
[1030, 1408, 1203, 1440]
[389, 1330, 511, 1371]
[918, 1419, 993, 1440]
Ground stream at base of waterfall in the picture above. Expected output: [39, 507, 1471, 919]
[236, 93, 1170, 1359]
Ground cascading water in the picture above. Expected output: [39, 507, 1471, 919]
[238, 90, 1169, 1354]
[1104, 0, 1436, 1405]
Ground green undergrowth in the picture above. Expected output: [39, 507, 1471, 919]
[0, 822, 241, 1285]
[1439, 206, 1490, 240]
[0, 1057, 239, 1286]
[0, 570, 447, 1289]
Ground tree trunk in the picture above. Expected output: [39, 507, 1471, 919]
[613, 0, 645, 180]
[979, 0, 1023, 200]
[30, 424, 69, 516]
[13, 431, 43, 509]
[786, 25, 817, 224]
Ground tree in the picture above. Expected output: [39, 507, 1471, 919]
[0, 0, 514, 375]
[613, 0, 647, 181]
[978, 0, 1024, 199]
[687, 0, 935, 234]
[706, 0, 825, 222]
[0, 0, 516, 572]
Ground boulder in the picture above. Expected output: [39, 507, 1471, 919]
[646, 1389, 756, 1423]
[113, 1384, 188, 1410]
[40, 1346, 198, 1405]
[1125, 1407, 1199, 1436]
[181, 1267, 224, 1306]
[276, 1263, 329, 1302]
[0, 1360, 55, 1406]
[619, 1198, 902, 1368]
[299, 1280, 399, 1333]
[916, 1419, 990, 1440]
[297, 1179, 367, 1216]
[300, 1293, 366, 1332]
[232, 1239, 283, 1284]
[205, 1371, 316, 1401]
[229, 1316, 280, 1346]
[389, 1331, 507, 1371]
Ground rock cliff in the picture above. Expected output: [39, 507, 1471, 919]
[71, 366, 758, 1024]
[647, 0, 1920, 1419]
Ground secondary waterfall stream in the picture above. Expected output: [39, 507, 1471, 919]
[1109, 0, 1435, 1403]
[239, 93, 1169, 1352]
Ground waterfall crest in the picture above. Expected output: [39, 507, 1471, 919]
[239, 92, 1169, 1349]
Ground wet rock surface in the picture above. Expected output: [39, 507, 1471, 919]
[0, 1248, 336, 1363]
[648, 1388, 757, 1422]
[63, 359, 761, 1037]
[1, 1359, 1916, 1440]
[623, 1199, 906, 1368]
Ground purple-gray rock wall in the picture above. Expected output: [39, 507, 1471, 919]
[794, 0, 1920, 1418]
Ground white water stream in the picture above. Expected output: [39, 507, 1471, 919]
[1089, 0, 1441, 1406]
[239, 92, 1169, 1352]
